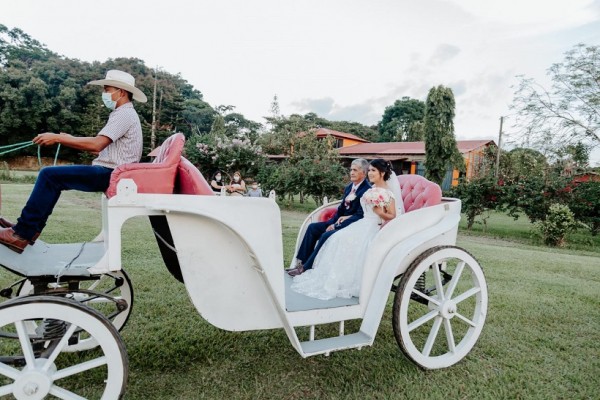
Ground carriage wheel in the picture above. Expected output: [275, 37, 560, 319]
[0, 295, 127, 399]
[17, 270, 134, 352]
[392, 246, 487, 370]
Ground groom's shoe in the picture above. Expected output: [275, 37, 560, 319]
[285, 259, 303, 273]
[287, 265, 305, 277]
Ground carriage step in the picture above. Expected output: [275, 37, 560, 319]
[300, 331, 372, 356]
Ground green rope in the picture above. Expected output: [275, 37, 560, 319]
[0, 141, 34, 150]
[53, 144, 61, 166]
[0, 141, 34, 156]
[0, 140, 62, 166]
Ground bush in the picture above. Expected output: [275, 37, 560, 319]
[500, 174, 572, 223]
[536, 203, 578, 247]
[568, 181, 600, 236]
[449, 176, 501, 230]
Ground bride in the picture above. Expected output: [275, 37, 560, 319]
[291, 159, 403, 300]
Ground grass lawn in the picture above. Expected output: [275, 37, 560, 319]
[0, 184, 599, 399]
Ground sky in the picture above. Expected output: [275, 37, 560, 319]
[2, 0, 600, 164]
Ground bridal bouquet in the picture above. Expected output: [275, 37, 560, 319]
[364, 187, 391, 208]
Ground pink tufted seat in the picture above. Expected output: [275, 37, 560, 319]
[318, 174, 441, 221]
[105, 133, 185, 198]
[397, 174, 441, 212]
[175, 156, 215, 195]
[318, 207, 338, 222]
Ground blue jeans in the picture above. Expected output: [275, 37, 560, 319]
[14, 165, 113, 241]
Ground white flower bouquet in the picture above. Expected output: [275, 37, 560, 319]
[364, 187, 391, 208]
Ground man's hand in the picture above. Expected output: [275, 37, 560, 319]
[33, 132, 70, 146]
[326, 224, 336, 232]
[336, 216, 349, 225]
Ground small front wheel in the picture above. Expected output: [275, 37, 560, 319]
[17, 270, 134, 352]
[392, 246, 488, 369]
[0, 295, 128, 399]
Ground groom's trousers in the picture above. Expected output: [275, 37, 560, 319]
[296, 221, 338, 270]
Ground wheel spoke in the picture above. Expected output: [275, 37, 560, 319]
[53, 356, 108, 380]
[432, 263, 445, 301]
[444, 261, 465, 300]
[0, 383, 15, 397]
[49, 384, 87, 400]
[422, 316, 442, 357]
[454, 312, 476, 327]
[0, 361, 20, 380]
[453, 287, 481, 304]
[86, 279, 101, 291]
[43, 323, 78, 371]
[407, 309, 439, 332]
[443, 318, 456, 353]
[15, 321, 36, 369]
[411, 289, 440, 306]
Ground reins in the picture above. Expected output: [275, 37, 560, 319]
[0, 141, 62, 167]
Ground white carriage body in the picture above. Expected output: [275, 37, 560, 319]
[79, 179, 459, 357]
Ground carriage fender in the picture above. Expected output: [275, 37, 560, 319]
[147, 197, 287, 332]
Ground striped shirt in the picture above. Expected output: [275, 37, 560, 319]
[93, 102, 143, 169]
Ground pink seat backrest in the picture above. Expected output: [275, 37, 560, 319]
[175, 156, 215, 195]
[398, 175, 442, 212]
[105, 133, 185, 198]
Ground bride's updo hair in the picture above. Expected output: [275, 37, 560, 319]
[370, 158, 392, 181]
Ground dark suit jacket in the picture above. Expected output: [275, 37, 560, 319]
[325, 179, 371, 229]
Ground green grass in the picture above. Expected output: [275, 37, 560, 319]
[0, 184, 599, 399]
[459, 210, 600, 254]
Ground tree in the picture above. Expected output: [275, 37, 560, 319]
[378, 97, 425, 142]
[499, 148, 548, 180]
[423, 85, 464, 184]
[257, 115, 345, 203]
[0, 25, 224, 162]
[511, 43, 600, 156]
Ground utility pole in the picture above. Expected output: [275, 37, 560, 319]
[151, 67, 158, 150]
[494, 116, 504, 179]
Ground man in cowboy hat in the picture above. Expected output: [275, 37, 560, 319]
[0, 69, 147, 254]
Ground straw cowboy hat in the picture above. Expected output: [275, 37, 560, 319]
[88, 69, 148, 103]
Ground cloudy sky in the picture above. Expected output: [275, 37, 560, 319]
[2, 0, 600, 163]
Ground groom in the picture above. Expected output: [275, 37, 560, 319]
[287, 158, 371, 277]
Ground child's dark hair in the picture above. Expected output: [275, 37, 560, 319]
[370, 159, 392, 181]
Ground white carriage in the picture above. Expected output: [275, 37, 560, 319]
[0, 134, 488, 399]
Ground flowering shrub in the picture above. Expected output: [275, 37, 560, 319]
[449, 176, 501, 229]
[364, 187, 392, 208]
[536, 203, 579, 246]
[184, 133, 265, 178]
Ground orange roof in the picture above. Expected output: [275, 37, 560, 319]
[315, 128, 369, 143]
[338, 140, 495, 157]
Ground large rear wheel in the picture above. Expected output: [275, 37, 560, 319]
[392, 246, 488, 369]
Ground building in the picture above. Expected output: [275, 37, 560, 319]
[314, 128, 369, 148]
[338, 140, 496, 190]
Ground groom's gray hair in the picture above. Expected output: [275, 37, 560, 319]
[351, 158, 369, 175]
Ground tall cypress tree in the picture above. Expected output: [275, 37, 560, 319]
[424, 85, 464, 184]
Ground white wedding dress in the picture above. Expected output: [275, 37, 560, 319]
[291, 187, 395, 300]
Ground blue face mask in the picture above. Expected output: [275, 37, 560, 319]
[102, 90, 122, 110]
